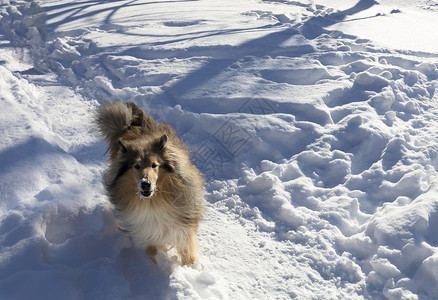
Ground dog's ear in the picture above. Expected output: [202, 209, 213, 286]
[157, 134, 167, 150]
[161, 162, 175, 173]
[118, 140, 127, 153]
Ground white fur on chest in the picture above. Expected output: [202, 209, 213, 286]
[118, 198, 189, 250]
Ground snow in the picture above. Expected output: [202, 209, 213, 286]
[318, 0, 438, 53]
[1, 0, 438, 298]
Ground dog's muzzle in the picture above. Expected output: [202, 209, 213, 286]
[139, 178, 154, 198]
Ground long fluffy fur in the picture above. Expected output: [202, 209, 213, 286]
[96, 102, 204, 267]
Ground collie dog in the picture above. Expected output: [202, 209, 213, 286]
[96, 102, 204, 268]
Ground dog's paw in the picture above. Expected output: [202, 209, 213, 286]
[156, 252, 179, 274]
[191, 259, 203, 271]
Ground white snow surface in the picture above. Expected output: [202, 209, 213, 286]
[1, 0, 438, 299]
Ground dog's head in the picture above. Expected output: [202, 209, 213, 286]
[114, 134, 174, 199]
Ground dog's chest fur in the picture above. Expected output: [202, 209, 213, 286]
[118, 195, 189, 249]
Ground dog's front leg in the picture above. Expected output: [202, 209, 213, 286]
[179, 233, 200, 266]
[146, 246, 158, 264]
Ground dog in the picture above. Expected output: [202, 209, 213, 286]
[96, 102, 204, 268]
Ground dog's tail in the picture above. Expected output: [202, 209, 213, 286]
[95, 102, 145, 141]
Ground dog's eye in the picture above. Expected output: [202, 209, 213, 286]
[151, 163, 158, 168]
[134, 164, 140, 170]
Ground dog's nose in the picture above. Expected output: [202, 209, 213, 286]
[141, 179, 151, 190]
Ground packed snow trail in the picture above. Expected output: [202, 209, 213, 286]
[1, 0, 438, 299]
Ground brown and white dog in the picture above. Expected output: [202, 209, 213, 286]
[96, 102, 204, 268]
